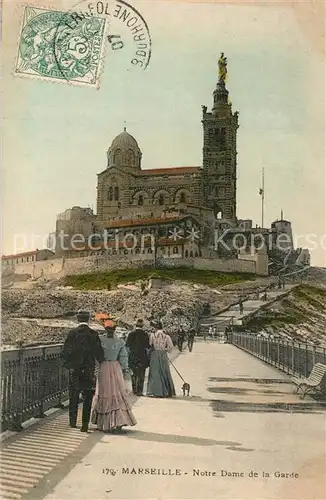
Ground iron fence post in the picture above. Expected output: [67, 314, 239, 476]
[305, 343, 309, 378]
[312, 345, 316, 367]
[35, 347, 46, 418]
[10, 349, 24, 432]
[286, 341, 290, 374]
[55, 358, 65, 409]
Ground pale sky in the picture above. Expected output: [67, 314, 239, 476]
[3, 0, 325, 265]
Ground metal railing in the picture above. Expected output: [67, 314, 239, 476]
[1, 344, 68, 432]
[231, 333, 326, 378]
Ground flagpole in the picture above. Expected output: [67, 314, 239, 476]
[259, 167, 265, 228]
[262, 167, 265, 228]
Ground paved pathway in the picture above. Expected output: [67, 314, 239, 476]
[1, 341, 325, 500]
[200, 285, 295, 331]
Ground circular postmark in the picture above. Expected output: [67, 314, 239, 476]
[53, 0, 152, 84]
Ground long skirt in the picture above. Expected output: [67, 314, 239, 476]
[91, 361, 137, 431]
[147, 350, 176, 398]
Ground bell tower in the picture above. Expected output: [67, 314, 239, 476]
[201, 53, 238, 221]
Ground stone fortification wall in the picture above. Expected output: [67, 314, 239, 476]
[64, 253, 155, 275]
[64, 255, 257, 276]
[13, 258, 64, 279]
[6, 251, 264, 282]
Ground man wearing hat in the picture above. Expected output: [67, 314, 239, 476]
[125, 319, 150, 396]
[62, 310, 104, 432]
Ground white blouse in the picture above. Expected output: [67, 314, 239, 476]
[149, 330, 174, 352]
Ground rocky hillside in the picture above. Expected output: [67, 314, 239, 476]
[242, 285, 326, 345]
[2, 266, 326, 348]
[2, 278, 251, 346]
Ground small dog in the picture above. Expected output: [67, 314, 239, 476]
[182, 382, 191, 396]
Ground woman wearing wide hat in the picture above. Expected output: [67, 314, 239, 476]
[91, 320, 136, 433]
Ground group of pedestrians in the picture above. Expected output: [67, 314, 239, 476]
[176, 328, 196, 352]
[62, 312, 177, 434]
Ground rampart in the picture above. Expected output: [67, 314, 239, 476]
[5, 251, 265, 281]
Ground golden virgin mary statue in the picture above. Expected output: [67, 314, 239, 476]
[218, 52, 227, 83]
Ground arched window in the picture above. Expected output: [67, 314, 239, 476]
[195, 252, 198, 257]
[148, 248, 153, 254]
[127, 149, 135, 166]
[185, 250, 188, 258]
[108, 187, 113, 201]
[114, 186, 119, 200]
[173, 246, 178, 254]
[158, 194, 164, 206]
[180, 192, 186, 203]
[114, 149, 122, 165]
[138, 195, 143, 206]
[190, 251, 193, 257]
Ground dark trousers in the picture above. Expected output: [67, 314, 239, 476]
[68, 370, 95, 429]
[188, 338, 194, 352]
[131, 365, 146, 395]
[69, 387, 94, 428]
[177, 338, 184, 352]
[69, 386, 94, 429]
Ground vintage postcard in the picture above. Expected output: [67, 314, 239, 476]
[1, 0, 325, 499]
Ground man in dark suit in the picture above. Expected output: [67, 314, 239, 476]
[177, 328, 185, 352]
[126, 319, 150, 396]
[187, 328, 196, 352]
[62, 310, 104, 432]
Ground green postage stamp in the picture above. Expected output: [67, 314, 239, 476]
[15, 6, 107, 88]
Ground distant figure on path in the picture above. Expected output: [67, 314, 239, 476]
[208, 326, 213, 339]
[177, 328, 185, 352]
[62, 310, 104, 433]
[126, 319, 150, 396]
[225, 326, 232, 343]
[239, 299, 244, 315]
[187, 328, 196, 352]
[91, 320, 136, 433]
[147, 321, 176, 398]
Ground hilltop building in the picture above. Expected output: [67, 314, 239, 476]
[2, 55, 310, 277]
[55, 54, 241, 260]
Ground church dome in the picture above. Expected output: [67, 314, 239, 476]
[107, 128, 142, 169]
[111, 130, 139, 150]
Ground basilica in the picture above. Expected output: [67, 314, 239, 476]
[2, 55, 309, 275]
[52, 55, 305, 274]
[56, 54, 241, 259]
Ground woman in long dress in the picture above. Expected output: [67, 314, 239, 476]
[147, 322, 176, 398]
[91, 320, 137, 433]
